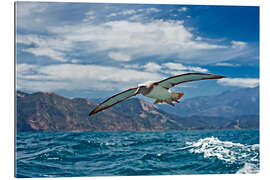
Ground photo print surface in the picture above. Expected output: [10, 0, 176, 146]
[15, 1, 259, 177]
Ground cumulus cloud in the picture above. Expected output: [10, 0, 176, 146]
[40, 19, 227, 63]
[217, 78, 259, 88]
[143, 62, 162, 72]
[16, 3, 255, 66]
[163, 62, 208, 73]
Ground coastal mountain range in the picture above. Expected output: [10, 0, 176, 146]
[16, 87, 259, 132]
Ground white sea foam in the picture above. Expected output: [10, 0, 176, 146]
[186, 136, 259, 168]
[104, 142, 116, 146]
[236, 163, 259, 174]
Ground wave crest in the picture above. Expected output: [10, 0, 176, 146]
[185, 136, 259, 173]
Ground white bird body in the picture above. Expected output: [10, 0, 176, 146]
[144, 85, 171, 100]
[89, 73, 225, 116]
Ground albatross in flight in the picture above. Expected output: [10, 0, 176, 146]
[89, 73, 225, 116]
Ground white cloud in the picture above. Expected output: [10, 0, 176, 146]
[215, 62, 240, 67]
[107, 9, 136, 17]
[178, 7, 188, 12]
[107, 8, 159, 18]
[16, 2, 50, 31]
[83, 10, 96, 22]
[195, 36, 203, 41]
[121, 64, 141, 69]
[17, 63, 164, 92]
[17, 34, 72, 62]
[17, 4, 253, 65]
[163, 62, 208, 73]
[162, 70, 190, 76]
[122, 9, 137, 15]
[16, 63, 39, 76]
[231, 40, 247, 49]
[24, 48, 67, 62]
[45, 19, 226, 63]
[71, 59, 81, 64]
[163, 62, 186, 70]
[108, 51, 131, 62]
[144, 62, 162, 72]
[16, 2, 48, 17]
[217, 78, 259, 88]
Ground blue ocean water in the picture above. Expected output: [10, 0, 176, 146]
[16, 130, 259, 178]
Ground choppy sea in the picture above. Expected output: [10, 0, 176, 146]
[16, 130, 259, 178]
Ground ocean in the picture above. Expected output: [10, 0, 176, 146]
[16, 130, 259, 178]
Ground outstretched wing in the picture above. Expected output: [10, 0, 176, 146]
[89, 87, 139, 116]
[156, 73, 225, 89]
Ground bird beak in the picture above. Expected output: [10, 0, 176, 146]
[135, 87, 141, 95]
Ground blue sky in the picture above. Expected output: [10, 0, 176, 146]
[16, 2, 259, 100]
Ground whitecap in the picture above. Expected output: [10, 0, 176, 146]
[236, 163, 259, 174]
[105, 142, 116, 146]
[186, 136, 259, 164]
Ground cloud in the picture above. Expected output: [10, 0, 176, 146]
[17, 63, 163, 92]
[24, 48, 67, 62]
[43, 19, 227, 63]
[217, 78, 259, 88]
[195, 36, 203, 41]
[107, 8, 160, 18]
[17, 34, 73, 62]
[231, 40, 247, 49]
[16, 3, 255, 65]
[163, 62, 208, 73]
[143, 62, 162, 72]
[215, 62, 240, 67]
[16, 2, 48, 17]
[16, 2, 50, 31]
[17, 62, 210, 93]
[83, 10, 96, 22]
[108, 51, 131, 62]
[178, 7, 188, 12]
[107, 9, 137, 17]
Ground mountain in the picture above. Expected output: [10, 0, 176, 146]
[16, 92, 187, 132]
[158, 86, 259, 118]
[16, 88, 259, 132]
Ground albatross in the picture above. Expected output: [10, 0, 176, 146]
[89, 73, 225, 116]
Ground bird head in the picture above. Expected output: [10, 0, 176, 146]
[137, 82, 154, 95]
[135, 84, 146, 94]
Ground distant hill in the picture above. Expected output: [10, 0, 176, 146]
[16, 88, 259, 132]
[158, 86, 259, 118]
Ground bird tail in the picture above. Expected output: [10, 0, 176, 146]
[153, 92, 184, 106]
[171, 92, 184, 102]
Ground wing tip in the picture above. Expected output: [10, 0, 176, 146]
[215, 75, 227, 79]
[89, 108, 98, 116]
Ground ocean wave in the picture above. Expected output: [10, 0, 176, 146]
[236, 162, 259, 174]
[185, 136, 259, 173]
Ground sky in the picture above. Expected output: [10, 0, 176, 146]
[15, 2, 259, 100]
